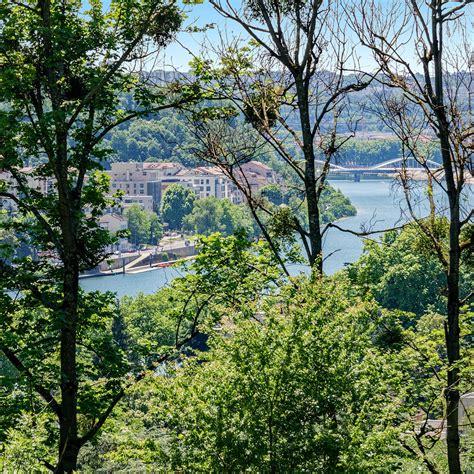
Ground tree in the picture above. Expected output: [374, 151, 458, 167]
[125, 205, 151, 246]
[149, 211, 163, 245]
[124, 205, 163, 246]
[160, 184, 195, 231]
[187, 0, 373, 273]
[94, 279, 406, 472]
[351, 1, 474, 470]
[260, 184, 289, 206]
[348, 224, 473, 319]
[183, 196, 255, 236]
[0, 0, 192, 470]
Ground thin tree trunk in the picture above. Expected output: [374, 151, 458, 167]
[432, 3, 461, 467]
[295, 75, 323, 273]
[445, 200, 461, 474]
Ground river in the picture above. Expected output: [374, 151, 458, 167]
[79, 179, 458, 298]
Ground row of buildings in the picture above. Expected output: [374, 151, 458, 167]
[99, 160, 278, 238]
[105, 160, 278, 213]
[1, 161, 278, 238]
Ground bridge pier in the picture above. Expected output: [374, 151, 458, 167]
[354, 172, 361, 182]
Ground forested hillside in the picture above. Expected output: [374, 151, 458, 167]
[101, 108, 442, 167]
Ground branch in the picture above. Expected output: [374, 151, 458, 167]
[0, 190, 62, 254]
[460, 291, 473, 306]
[323, 221, 409, 238]
[0, 346, 63, 421]
[78, 329, 200, 447]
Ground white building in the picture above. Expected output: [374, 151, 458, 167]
[121, 195, 154, 213]
[182, 167, 244, 203]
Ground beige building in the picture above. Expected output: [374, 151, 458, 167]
[121, 195, 154, 213]
[99, 213, 128, 234]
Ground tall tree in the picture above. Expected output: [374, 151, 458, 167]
[351, 1, 473, 471]
[0, 0, 193, 470]
[125, 205, 152, 246]
[160, 183, 195, 231]
[187, 0, 373, 273]
[124, 204, 163, 246]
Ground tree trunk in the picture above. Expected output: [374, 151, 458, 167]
[56, 437, 80, 473]
[57, 260, 80, 473]
[437, 129, 461, 474]
[432, 4, 461, 467]
[445, 198, 461, 474]
[56, 130, 81, 472]
[295, 75, 323, 273]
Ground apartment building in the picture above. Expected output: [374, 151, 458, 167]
[180, 167, 244, 203]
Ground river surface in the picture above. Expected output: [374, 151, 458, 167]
[80, 179, 465, 298]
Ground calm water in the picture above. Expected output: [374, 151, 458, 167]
[80, 179, 465, 298]
[319, 179, 407, 274]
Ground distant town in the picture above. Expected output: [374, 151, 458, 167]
[0, 160, 279, 266]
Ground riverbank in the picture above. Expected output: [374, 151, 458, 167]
[80, 179, 471, 297]
[80, 180, 399, 297]
[80, 255, 195, 279]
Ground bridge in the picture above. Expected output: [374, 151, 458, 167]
[317, 157, 442, 181]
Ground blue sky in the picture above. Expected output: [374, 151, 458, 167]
[94, 0, 473, 72]
[161, 0, 410, 72]
[162, 1, 246, 70]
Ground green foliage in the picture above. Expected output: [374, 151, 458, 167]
[170, 231, 286, 321]
[262, 182, 356, 231]
[337, 139, 441, 167]
[260, 183, 287, 205]
[320, 185, 357, 223]
[160, 184, 195, 230]
[183, 197, 255, 237]
[0, 0, 188, 468]
[119, 288, 184, 368]
[0, 290, 131, 458]
[72, 232, 474, 472]
[124, 204, 163, 245]
[79, 279, 409, 472]
[347, 223, 473, 317]
[103, 113, 199, 165]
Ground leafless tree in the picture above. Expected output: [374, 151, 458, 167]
[350, 1, 473, 471]
[185, 0, 374, 273]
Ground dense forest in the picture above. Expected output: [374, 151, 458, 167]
[0, 0, 472, 473]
